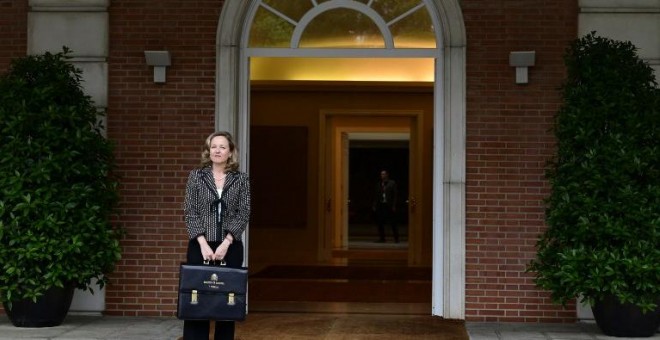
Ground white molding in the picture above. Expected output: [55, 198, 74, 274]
[246, 48, 439, 57]
[577, 0, 660, 318]
[72, 61, 108, 108]
[441, 43, 466, 319]
[27, 0, 109, 313]
[429, 0, 467, 320]
[29, 0, 109, 11]
[578, 1, 660, 79]
[577, 297, 595, 320]
[579, 0, 660, 12]
[291, 0, 393, 48]
[28, 12, 109, 57]
[217, 0, 467, 320]
[216, 1, 251, 136]
[70, 278, 105, 315]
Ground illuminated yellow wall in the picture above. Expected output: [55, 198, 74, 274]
[250, 57, 434, 82]
[248, 83, 435, 267]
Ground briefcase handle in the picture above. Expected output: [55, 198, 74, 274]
[203, 259, 227, 266]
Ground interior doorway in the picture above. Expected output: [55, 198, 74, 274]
[248, 104, 432, 313]
[320, 110, 424, 265]
[347, 136, 409, 249]
[220, 0, 468, 318]
[247, 82, 433, 312]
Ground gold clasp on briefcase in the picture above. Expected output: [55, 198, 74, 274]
[191, 290, 198, 304]
[228, 293, 235, 306]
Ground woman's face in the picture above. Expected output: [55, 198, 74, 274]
[209, 135, 232, 166]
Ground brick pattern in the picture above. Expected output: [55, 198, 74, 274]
[105, 0, 224, 317]
[0, 0, 27, 70]
[0, 1, 26, 317]
[0, 0, 581, 322]
[462, 0, 578, 322]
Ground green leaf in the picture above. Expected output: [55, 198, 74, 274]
[0, 48, 123, 305]
[528, 32, 660, 311]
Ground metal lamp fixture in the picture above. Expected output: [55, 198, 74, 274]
[144, 50, 171, 83]
[509, 51, 535, 84]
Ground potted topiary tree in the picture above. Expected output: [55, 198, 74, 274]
[0, 48, 123, 327]
[528, 32, 660, 337]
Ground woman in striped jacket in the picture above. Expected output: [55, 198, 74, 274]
[182, 131, 251, 340]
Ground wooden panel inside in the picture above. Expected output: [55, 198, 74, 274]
[250, 126, 308, 229]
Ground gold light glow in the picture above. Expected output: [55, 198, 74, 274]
[250, 57, 434, 82]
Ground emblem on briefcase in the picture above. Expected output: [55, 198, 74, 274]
[204, 273, 225, 288]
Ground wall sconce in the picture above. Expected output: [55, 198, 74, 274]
[144, 50, 171, 83]
[509, 51, 535, 84]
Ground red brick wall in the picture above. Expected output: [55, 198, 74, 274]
[0, 0, 27, 317]
[0, 0, 580, 322]
[0, 0, 27, 70]
[105, 0, 224, 317]
[462, 0, 578, 322]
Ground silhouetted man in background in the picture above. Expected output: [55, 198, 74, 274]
[373, 170, 398, 243]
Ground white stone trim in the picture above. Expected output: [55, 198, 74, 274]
[290, 0, 394, 48]
[72, 61, 108, 107]
[246, 48, 439, 57]
[216, 0, 467, 320]
[579, 0, 660, 78]
[28, 12, 109, 57]
[577, 0, 660, 318]
[580, 0, 660, 12]
[27, 0, 109, 314]
[29, 0, 109, 11]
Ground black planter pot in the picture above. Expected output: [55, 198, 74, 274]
[2, 285, 75, 327]
[592, 294, 660, 337]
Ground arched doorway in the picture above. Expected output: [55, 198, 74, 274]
[216, 0, 466, 319]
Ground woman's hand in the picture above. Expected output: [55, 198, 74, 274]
[213, 238, 232, 261]
[197, 235, 214, 261]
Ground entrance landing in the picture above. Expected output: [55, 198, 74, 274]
[249, 264, 431, 304]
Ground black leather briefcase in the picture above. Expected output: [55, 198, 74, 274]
[177, 262, 248, 321]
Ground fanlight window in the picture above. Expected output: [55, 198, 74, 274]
[248, 0, 436, 49]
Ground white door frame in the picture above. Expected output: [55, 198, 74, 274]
[215, 0, 466, 319]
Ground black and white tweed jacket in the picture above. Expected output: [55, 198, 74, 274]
[184, 166, 251, 242]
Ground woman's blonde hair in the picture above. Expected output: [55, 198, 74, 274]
[200, 131, 239, 171]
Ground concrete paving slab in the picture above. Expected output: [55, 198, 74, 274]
[0, 314, 658, 340]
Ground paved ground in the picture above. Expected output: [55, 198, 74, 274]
[0, 314, 658, 339]
[468, 322, 660, 340]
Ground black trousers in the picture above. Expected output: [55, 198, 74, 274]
[183, 238, 244, 340]
[376, 202, 399, 242]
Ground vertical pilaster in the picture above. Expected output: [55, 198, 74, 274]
[27, 0, 110, 313]
[577, 0, 660, 320]
[579, 0, 660, 76]
[28, 0, 109, 113]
